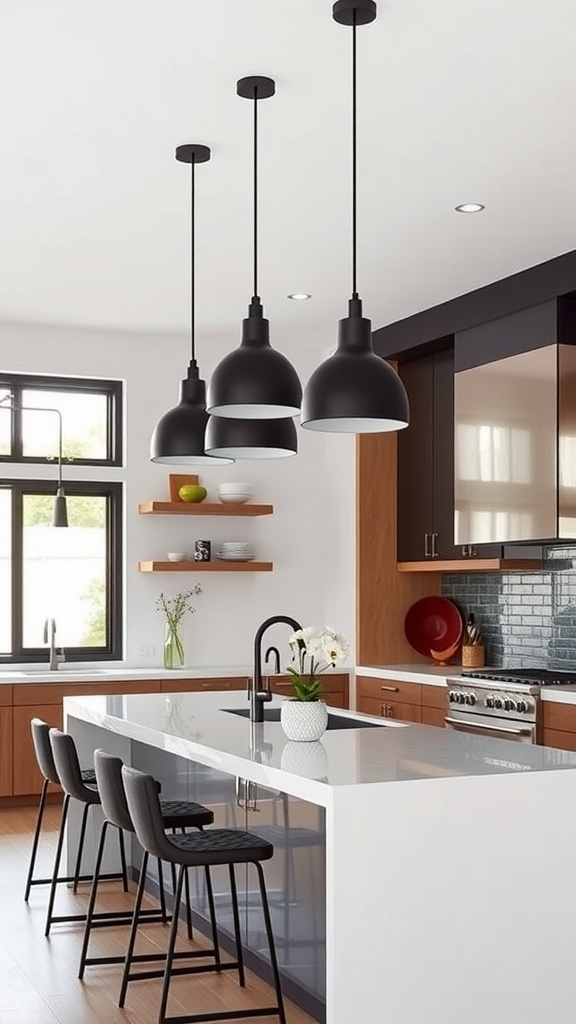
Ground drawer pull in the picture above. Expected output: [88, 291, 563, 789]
[380, 685, 399, 692]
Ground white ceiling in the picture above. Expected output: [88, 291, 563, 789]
[1, 0, 576, 344]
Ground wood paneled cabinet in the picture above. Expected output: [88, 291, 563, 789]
[397, 348, 502, 564]
[268, 673, 349, 709]
[160, 677, 247, 693]
[541, 701, 576, 751]
[11, 679, 162, 798]
[0, 705, 13, 797]
[356, 676, 447, 727]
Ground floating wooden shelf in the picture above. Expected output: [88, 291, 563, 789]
[138, 501, 273, 517]
[138, 560, 273, 573]
[397, 558, 543, 573]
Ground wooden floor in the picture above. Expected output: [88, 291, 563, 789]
[0, 805, 315, 1024]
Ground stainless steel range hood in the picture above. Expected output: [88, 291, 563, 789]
[454, 298, 576, 545]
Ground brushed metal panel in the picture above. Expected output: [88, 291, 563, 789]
[455, 345, 557, 544]
[558, 344, 576, 539]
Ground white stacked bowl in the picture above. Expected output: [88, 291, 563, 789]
[218, 482, 252, 504]
[219, 541, 254, 560]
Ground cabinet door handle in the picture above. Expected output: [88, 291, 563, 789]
[247, 780, 259, 812]
[424, 533, 431, 558]
[431, 532, 438, 558]
[235, 777, 245, 809]
[380, 703, 393, 718]
[380, 685, 399, 692]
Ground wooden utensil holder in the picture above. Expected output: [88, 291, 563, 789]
[461, 644, 485, 669]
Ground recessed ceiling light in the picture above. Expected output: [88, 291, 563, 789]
[287, 293, 312, 300]
[455, 203, 485, 214]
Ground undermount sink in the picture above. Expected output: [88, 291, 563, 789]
[223, 707, 386, 730]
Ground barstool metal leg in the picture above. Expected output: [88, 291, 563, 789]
[157, 858, 168, 923]
[183, 866, 193, 941]
[255, 861, 287, 1024]
[228, 863, 245, 988]
[44, 794, 70, 937]
[204, 866, 221, 970]
[158, 863, 185, 1024]
[78, 819, 109, 979]
[24, 777, 49, 902]
[118, 826, 129, 892]
[72, 801, 91, 893]
[118, 850, 149, 1009]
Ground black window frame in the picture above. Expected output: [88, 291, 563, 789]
[0, 372, 123, 467]
[0, 479, 123, 664]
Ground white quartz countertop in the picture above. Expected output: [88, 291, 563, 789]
[0, 665, 253, 685]
[63, 689, 576, 806]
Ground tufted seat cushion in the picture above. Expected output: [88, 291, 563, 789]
[160, 800, 214, 830]
[166, 828, 274, 867]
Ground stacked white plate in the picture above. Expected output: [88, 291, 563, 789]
[216, 541, 255, 562]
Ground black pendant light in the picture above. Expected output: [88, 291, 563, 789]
[206, 76, 302, 420]
[205, 414, 298, 460]
[301, 0, 410, 434]
[150, 144, 233, 465]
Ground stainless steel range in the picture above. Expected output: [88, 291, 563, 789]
[445, 669, 576, 744]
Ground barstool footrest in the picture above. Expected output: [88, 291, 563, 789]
[125, 949, 228, 985]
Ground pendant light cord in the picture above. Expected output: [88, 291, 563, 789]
[190, 157, 196, 362]
[352, 15, 358, 300]
[253, 85, 259, 301]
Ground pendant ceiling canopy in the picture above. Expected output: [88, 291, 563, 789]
[151, 144, 233, 466]
[206, 76, 302, 421]
[300, 0, 410, 434]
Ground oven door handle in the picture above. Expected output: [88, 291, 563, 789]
[444, 717, 533, 737]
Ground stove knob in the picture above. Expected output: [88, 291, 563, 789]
[494, 696, 503, 710]
[516, 699, 527, 714]
[486, 695, 495, 709]
[448, 690, 457, 703]
[504, 698, 517, 712]
[459, 692, 468, 705]
[468, 692, 477, 706]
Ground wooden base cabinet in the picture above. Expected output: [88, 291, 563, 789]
[356, 676, 447, 728]
[0, 707, 13, 796]
[11, 679, 162, 799]
[542, 701, 576, 751]
[268, 673, 349, 709]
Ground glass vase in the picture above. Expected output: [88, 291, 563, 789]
[164, 621, 185, 670]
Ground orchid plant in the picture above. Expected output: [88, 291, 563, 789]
[286, 627, 348, 702]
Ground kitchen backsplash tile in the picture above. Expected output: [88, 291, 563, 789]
[441, 548, 576, 670]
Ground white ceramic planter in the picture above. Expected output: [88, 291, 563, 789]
[280, 699, 328, 742]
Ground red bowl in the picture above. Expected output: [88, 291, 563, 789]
[404, 597, 463, 657]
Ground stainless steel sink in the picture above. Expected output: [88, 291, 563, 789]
[222, 707, 386, 730]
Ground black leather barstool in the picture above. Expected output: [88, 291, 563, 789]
[121, 764, 287, 1024]
[24, 718, 99, 903]
[78, 749, 216, 980]
[45, 728, 129, 937]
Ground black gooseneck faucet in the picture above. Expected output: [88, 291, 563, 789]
[251, 614, 302, 723]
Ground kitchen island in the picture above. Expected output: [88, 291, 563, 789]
[64, 689, 576, 1024]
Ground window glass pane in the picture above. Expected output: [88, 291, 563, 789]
[0, 389, 12, 455]
[0, 490, 11, 654]
[22, 389, 108, 461]
[22, 493, 107, 649]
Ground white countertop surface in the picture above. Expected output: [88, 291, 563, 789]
[63, 689, 576, 806]
[0, 664, 253, 684]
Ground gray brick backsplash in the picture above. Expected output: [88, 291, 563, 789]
[441, 546, 576, 670]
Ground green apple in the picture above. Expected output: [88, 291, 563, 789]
[178, 484, 207, 503]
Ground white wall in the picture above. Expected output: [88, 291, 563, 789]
[0, 320, 356, 669]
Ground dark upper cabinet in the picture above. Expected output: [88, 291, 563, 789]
[397, 348, 502, 562]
